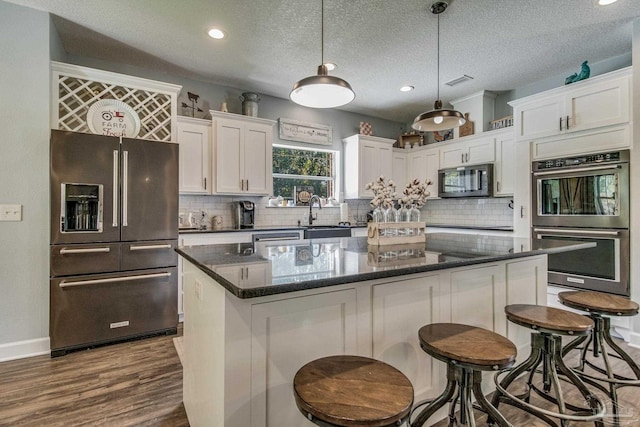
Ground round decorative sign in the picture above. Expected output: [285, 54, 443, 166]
[86, 99, 141, 138]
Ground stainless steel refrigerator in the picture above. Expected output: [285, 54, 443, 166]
[49, 130, 178, 356]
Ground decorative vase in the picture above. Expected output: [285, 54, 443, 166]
[239, 92, 260, 117]
[383, 206, 398, 236]
[372, 207, 384, 223]
[410, 206, 422, 235]
[396, 205, 410, 236]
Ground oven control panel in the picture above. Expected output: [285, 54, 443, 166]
[533, 150, 626, 171]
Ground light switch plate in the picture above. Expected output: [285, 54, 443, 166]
[0, 204, 22, 221]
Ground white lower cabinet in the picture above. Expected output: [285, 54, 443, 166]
[372, 274, 443, 401]
[250, 289, 358, 427]
[182, 254, 548, 427]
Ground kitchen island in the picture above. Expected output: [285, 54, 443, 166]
[176, 233, 594, 427]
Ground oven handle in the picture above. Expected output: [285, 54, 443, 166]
[59, 272, 171, 288]
[533, 164, 621, 176]
[533, 228, 620, 236]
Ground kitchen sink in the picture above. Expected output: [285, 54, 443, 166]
[303, 226, 352, 239]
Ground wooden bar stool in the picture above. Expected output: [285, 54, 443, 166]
[293, 355, 414, 427]
[491, 304, 606, 427]
[410, 323, 517, 427]
[559, 291, 640, 426]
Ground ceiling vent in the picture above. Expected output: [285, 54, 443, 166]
[445, 75, 474, 87]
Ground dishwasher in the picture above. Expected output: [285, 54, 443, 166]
[252, 232, 302, 244]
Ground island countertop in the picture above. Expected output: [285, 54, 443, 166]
[176, 233, 594, 299]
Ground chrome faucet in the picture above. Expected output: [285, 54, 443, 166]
[308, 195, 322, 225]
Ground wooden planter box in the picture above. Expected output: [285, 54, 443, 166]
[367, 222, 426, 245]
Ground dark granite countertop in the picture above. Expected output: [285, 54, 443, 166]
[176, 233, 594, 299]
[426, 224, 514, 231]
[178, 225, 362, 234]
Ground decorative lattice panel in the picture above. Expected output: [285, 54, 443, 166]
[56, 74, 174, 141]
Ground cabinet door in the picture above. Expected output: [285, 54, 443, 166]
[392, 151, 407, 189]
[567, 75, 630, 133]
[216, 119, 243, 193]
[177, 119, 210, 194]
[359, 141, 379, 196]
[250, 289, 357, 427]
[440, 142, 465, 168]
[372, 275, 443, 401]
[407, 150, 427, 183]
[504, 256, 547, 356]
[449, 264, 505, 332]
[515, 96, 564, 140]
[425, 148, 439, 198]
[378, 144, 393, 185]
[494, 135, 515, 196]
[243, 124, 272, 195]
[467, 137, 495, 165]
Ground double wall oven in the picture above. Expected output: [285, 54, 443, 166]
[531, 150, 630, 296]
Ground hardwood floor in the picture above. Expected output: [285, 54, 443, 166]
[1, 328, 638, 426]
[0, 331, 189, 427]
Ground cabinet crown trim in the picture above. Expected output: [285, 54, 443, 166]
[508, 66, 631, 107]
[342, 134, 396, 145]
[210, 110, 276, 127]
[177, 116, 212, 126]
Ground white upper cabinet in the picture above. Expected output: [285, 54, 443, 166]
[512, 68, 631, 141]
[343, 134, 395, 199]
[212, 111, 275, 195]
[404, 146, 439, 198]
[391, 150, 407, 190]
[177, 117, 211, 194]
[440, 135, 495, 169]
[493, 130, 515, 196]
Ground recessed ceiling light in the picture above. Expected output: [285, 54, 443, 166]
[597, 0, 618, 4]
[208, 28, 225, 39]
[400, 85, 414, 92]
[324, 63, 336, 71]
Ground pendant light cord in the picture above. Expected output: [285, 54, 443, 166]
[436, 12, 440, 101]
[321, 0, 325, 65]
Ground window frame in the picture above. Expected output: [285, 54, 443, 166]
[272, 144, 340, 200]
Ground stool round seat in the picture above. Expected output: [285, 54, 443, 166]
[559, 290, 639, 316]
[411, 323, 517, 427]
[505, 303, 594, 335]
[293, 355, 414, 427]
[418, 323, 516, 369]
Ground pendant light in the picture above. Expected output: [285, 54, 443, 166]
[412, 1, 466, 132]
[290, 0, 355, 108]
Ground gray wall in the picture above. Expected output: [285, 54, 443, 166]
[0, 1, 50, 348]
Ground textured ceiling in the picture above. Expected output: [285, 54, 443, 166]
[7, 0, 640, 123]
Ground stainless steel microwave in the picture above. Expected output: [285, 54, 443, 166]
[438, 163, 493, 198]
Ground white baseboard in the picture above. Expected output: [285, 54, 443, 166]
[0, 337, 50, 362]
[629, 331, 640, 349]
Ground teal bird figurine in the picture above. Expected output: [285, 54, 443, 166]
[565, 61, 590, 85]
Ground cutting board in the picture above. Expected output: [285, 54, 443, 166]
[459, 113, 474, 137]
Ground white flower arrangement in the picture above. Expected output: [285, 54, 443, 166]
[365, 175, 397, 209]
[400, 178, 432, 208]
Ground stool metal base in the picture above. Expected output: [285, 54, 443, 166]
[410, 363, 512, 427]
[491, 332, 605, 427]
[563, 314, 640, 427]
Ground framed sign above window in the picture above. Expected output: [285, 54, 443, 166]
[278, 118, 332, 145]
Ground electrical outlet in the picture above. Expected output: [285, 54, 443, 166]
[0, 204, 22, 221]
[195, 279, 203, 301]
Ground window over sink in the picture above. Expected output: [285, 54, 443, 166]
[272, 145, 336, 199]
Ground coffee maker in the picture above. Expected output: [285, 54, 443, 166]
[232, 200, 255, 229]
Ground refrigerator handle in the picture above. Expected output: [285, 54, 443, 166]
[112, 150, 119, 227]
[122, 150, 129, 227]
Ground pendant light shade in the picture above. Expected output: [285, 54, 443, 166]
[412, 1, 465, 132]
[290, 0, 355, 109]
[290, 65, 355, 108]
